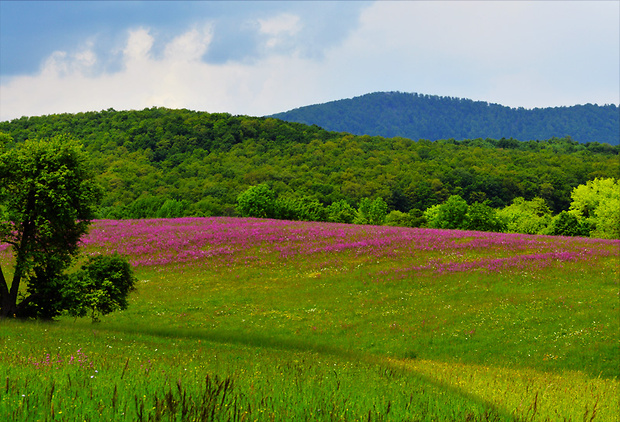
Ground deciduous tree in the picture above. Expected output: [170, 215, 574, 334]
[327, 200, 356, 224]
[466, 202, 505, 232]
[236, 184, 277, 219]
[569, 178, 620, 239]
[496, 197, 552, 235]
[0, 136, 135, 319]
[545, 211, 590, 237]
[354, 197, 388, 225]
[0, 137, 101, 317]
[425, 195, 469, 230]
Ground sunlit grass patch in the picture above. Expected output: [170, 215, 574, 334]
[392, 357, 619, 422]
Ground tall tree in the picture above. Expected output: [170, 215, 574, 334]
[354, 197, 388, 225]
[425, 195, 469, 230]
[569, 178, 620, 239]
[0, 136, 102, 318]
[236, 184, 277, 219]
[496, 197, 552, 235]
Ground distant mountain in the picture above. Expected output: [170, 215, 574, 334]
[270, 92, 620, 145]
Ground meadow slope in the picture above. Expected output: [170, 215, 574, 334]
[1, 217, 618, 421]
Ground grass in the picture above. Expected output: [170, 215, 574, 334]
[0, 217, 618, 420]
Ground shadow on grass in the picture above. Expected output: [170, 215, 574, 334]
[95, 322, 523, 421]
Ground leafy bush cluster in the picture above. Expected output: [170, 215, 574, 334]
[237, 178, 620, 239]
[420, 178, 619, 238]
[63, 254, 137, 322]
[237, 184, 388, 226]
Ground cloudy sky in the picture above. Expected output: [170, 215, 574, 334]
[1, 1, 618, 121]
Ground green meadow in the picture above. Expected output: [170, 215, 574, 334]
[1, 218, 618, 421]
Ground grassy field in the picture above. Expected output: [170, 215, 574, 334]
[1, 217, 618, 421]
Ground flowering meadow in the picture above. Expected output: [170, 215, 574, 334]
[78, 217, 614, 266]
[1, 217, 619, 421]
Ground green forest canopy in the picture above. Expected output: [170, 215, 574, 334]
[0, 107, 618, 221]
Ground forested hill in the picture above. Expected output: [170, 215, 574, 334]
[0, 107, 618, 220]
[270, 92, 620, 145]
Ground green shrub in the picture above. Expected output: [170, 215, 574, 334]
[63, 253, 137, 322]
[425, 195, 469, 230]
[497, 197, 552, 234]
[236, 184, 277, 218]
[466, 202, 505, 232]
[354, 197, 388, 225]
[327, 200, 356, 224]
[546, 211, 591, 237]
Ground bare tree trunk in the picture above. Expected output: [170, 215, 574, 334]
[2, 217, 34, 318]
[5, 263, 24, 318]
[0, 263, 16, 318]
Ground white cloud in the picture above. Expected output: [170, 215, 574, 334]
[0, 24, 323, 120]
[316, 1, 620, 108]
[41, 51, 71, 77]
[164, 25, 213, 62]
[0, 1, 617, 121]
[256, 13, 302, 52]
[123, 28, 154, 64]
[258, 13, 300, 36]
[40, 42, 98, 79]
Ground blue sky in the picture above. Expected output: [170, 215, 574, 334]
[1, 1, 618, 121]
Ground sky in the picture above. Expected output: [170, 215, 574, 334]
[1, 1, 618, 121]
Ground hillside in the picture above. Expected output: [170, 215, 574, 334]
[0, 108, 618, 220]
[270, 92, 620, 145]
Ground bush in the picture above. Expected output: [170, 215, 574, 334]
[546, 211, 591, 237]
[156, 199, 189, 218]
[466, 202, 505, 232]
[276, 195, 328, 222]
[569, 178, 620, 239]
[236, 184, 277, 218]
[425, 195, 469, 230]
[385, 210, 426, 228]
[124, 196, 165, 219]
[64, 253, 137, 322]
[190, 196, 225, 217]
[354, 198, 388, 225]
[327, 200, 356, 224]
[497, 197, 552, 234]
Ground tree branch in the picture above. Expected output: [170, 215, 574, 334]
[15, 292, 38, 314]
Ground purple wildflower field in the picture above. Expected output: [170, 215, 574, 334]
[59, 217, 619, 276]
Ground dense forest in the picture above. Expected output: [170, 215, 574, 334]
[271, 92, 620, 145]
[0, 107, 618, 226]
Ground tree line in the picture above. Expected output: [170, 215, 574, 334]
[236, 178, 619, 239]
[0, 107, 618, 227]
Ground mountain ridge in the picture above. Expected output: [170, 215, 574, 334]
[270, 91, 620, 145]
